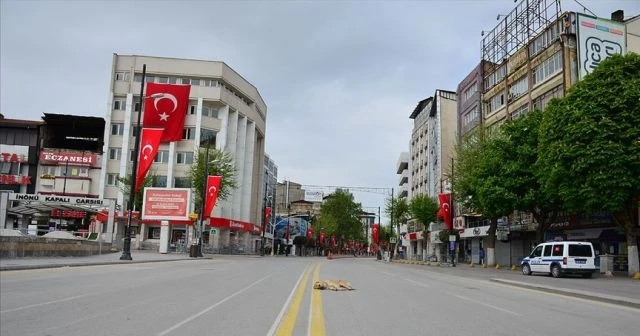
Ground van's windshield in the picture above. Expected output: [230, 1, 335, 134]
[569, 244, 592, 257]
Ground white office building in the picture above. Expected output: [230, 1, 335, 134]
[100, 54, 268, 253]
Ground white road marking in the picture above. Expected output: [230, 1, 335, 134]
[453, 293, 522, 316]
[156, 271, 276, 336]
[0, 293, 93, 314]
[404, 278, 430, 288]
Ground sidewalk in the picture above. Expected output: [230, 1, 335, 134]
[390, 259, 640, 309]
[0, 250, 199, 271]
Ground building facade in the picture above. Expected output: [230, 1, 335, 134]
[100, 54, 268, 253]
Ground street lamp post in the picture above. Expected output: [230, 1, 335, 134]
[119, 65, 165, 261]
[195, 139, 211, 258]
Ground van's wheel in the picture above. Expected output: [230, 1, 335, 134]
[551, 265, 562, 278]
[522, 264, 532, 275]
[582, 273, 593, 278]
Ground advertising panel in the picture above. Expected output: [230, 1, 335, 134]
[577, 13, 626, 79]
[304, 190, 323, 202]
[142, 188, 191, 221]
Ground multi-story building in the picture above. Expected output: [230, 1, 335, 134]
[456, 61, 485, 140]
[0, 116, 42, 230]
[407, 90, 457, 261]
[263, 154, 278, 242]
[100, 54, 268, 252]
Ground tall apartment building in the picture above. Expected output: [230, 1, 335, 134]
[100, 54, 267, 251]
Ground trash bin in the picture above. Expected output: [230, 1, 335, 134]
[189, 244, 199, 258]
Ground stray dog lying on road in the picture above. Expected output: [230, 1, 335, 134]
[313, 279, 354, 291]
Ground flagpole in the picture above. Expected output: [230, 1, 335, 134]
[196, 139, 210, 258]
[120, 64, 146, 261]
[260, 171, 267, 256]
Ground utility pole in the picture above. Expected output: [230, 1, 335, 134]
[390, 188, 394, 261]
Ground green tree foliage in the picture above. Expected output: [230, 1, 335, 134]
[538, 53, 640, 274]
[453, 127, 517, 265]
[494, 109, 562, 242]
[385, 196, 409, 226]
[317, 189, 364, 241]
[116, 174, 155, 213]
[188, 148, 238, 213]
[408, 194, 439, 230]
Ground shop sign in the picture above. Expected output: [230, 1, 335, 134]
[9, 193, 111, 205]
[51, 209, 86, 218]
[1, 152, 28, 163]
[39, 150, 98, 165]
[142, 188, 191, 221]
[1, 174, 31, 185]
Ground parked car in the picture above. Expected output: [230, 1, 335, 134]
[521, 241, 597, 278]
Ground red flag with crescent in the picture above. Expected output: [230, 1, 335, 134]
[438, 193, 452, 230]
[204, 176, 222, 218]
[372, 223, 380, 244]
[135, 128, 163, 193]
[142, 82, 191, 142]
[265, 207, 272, 222]
[319, 231, 325, 245]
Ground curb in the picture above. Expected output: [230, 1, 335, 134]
[490, 278, 640, 309]
[0, 257, 208, 272]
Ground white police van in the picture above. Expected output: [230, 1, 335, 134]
[521, 241, 597, 278]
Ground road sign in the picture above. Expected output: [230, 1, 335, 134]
[390, 237, 397, 244]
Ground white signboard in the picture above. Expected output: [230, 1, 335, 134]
[577, 13, 626, 79]
[8, 193, 112, 206]
[304, 190, 323, 202]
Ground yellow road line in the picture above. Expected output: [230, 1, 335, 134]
[275, 263, 315, 336]
[309, 262, 326, 336]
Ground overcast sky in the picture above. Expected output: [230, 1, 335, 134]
[2, 0, 639, 215]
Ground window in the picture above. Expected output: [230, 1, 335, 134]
[108, 148, 121, 160]
[462, 106, 480, 133]
[485, 92, 505, 115]
[111, 123, 124, 136]
[113, 98, 126, 111]
[511, 104, 529, 119]
[462, 84, 477, 104]
[154, 150, 169, 163]
[183, 128, 196, 140]
[203, 79, 218, 87]
[202, 106, 219, 118]
[42, 166, 56, 175]
[533, 52, 562, 85]
[484, 65, 507, 91]
[533, 85, 564, 111]
[569, 244, 592, 257]
[168, 77, 177, 84]
[190, 78, 200, 86]
[134, 74, 143, 82]
[543, 245, 552, 257]
[174, 177, 191, 188]
[200, 129, 217, 146]
[129, 150, 135, 162]
[181, 78, 190, 85]
[189, 105, 197, 115]
[158, 77, 169, 84]
[529, 21, 561, 57]
[153, 176, 167, 187]
[146, 76, 155, 83]
[147, 227, 161, 239]
[530, 245, 543, 258]
[508, 76, 528, 101]
[107, 173, 119, 186]
[176, 152, 194, 164]
[552, 244, 564, 257]
[115, 72, 130, 81]
[131, 125, 140, 137]
[134, 102, 141, 112]
[0, 162, 12, 174]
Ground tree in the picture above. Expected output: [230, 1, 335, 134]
[316, 189, 363, 241]
[408, 194, 439, 230]
[385, 196, 409, 227]
[538, 53, 640, 276]
[116, 174, 155, 214]
[453, 127, 517, 266]
[495, 109, 562, 243]
[188, 147, 238, 213]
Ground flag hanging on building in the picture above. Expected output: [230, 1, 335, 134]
[142, 82, 191, 142]
[135, 128, 163, 192]
[204, 176, 222, 219]
[438, 193, 452, 230]
[372, 223, 380, 244]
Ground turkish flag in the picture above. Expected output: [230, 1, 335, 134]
[319, 232, 325, 245]
[330, 235, 336, 247]
[265, 207, 272, 222]
[204, 176, 222, 218]
[372, 224, 379, 244]
[135, 128, 163, 192]
[438, 193, 452, 230]
[306, 227, 313, 240]
[142, 82, 191, 142]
